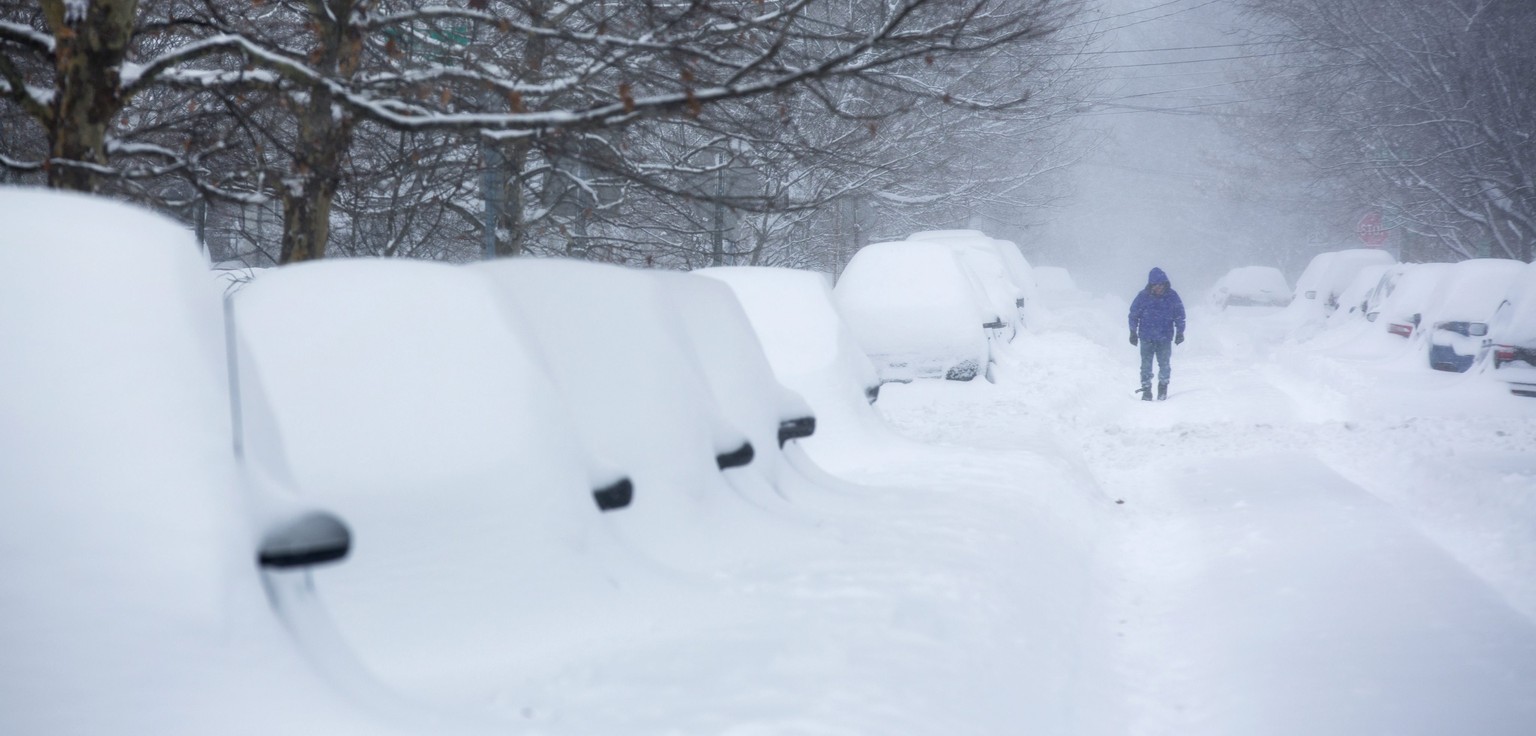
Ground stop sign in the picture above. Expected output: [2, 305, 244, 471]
[1357, 212, 1388, 247]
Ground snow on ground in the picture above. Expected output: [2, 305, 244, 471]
[872, 297, 1536, 735]
[399, 285, 1536, 735]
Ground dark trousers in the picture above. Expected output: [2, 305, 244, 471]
[1139, 339, 1172, 389]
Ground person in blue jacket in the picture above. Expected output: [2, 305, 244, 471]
[1128, 267, 1186, 401]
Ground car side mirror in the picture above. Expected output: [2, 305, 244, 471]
[592, 476, 634, 512]
[777, 416, 816, 447]
[1410, 313, 1422, 327]
[864, 383, 881, 404]
[983, 318, 1005, 330]
[259, 511, 351, 569]
[716, 441, 755, 470]
[1014, 298, 1026, 308]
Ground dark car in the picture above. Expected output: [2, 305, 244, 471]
[1488, 262, 1536, 396]
[1421, 259, 1527, 372]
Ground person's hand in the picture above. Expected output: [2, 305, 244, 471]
[1175, 332, 1185, 345]
[1129, 334, 1138, 346]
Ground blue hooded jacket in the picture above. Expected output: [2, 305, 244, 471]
[1128, 267, 1186, 342]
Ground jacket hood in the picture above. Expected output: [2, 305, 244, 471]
[1146, 267, 1170, 287]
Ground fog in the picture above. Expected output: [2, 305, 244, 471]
[1035, 0, 1325, 298]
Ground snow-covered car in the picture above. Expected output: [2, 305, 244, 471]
[1033, 266, 1079, 300]
[1421, 259, 1528, 372]
[1362, 264, 1409, 322]
[1291, 248, 1397, 316]
[909, 229, 1038, 329]
[0, 189, 437, 736]
[699, 266, 890, 450]
[835, 240, 998, 383]
[1209, 266, 1292, 309]
[1327, 263, 1392, 325]
[476, 257, 778, 569]
[1488, 261, 1536, 396]
[1376, 263, 1453, 339]
[655, 269, 816, 491]
[230, 258, 646, 692]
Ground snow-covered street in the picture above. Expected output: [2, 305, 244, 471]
[460, 295, 1536, 736]
[873, 297, 1536, 735]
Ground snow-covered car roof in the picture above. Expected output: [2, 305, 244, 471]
[1295, 249, 1396, 304]
[475, 257, 774, 569]
[1330, 264, 1392, 321]
[1422, 258, 1528, 325]
[655, 270, 810, 490]
[834, 240, 992, 382]
[0, 189, 429, 735]
[231, 258, 641, 684]
[907, 229, 989, 241]
[1211, 266, 1291, 305]
[698, 266, 889, 453]
[904, 230, 1032, 335]
[1376, 262, 1453, 326]
[1033, 266, 1077, 294]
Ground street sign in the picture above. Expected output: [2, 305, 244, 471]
[1357, 212, 1389, 247]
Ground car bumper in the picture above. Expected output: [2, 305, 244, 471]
[1428, 343, 1475, 373]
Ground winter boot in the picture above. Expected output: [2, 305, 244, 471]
[1140, 384, 1153, 401]
[1157, 383, 1168, 401]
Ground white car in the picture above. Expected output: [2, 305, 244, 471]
[1, 189, 446, 736]
[1377, 263, 1453, 339]
[908, 229, 1038, 329]
[835, 240, 997, 382]
[1327, 264, 1392, 324]
[655, 269, 817, 491]
[1209, 266, 1292, 309]
[699, 265, 889, 449]
[231, 258, 645, 693]
[1292, 248, 1397, 316]
[476, 257, 784, 571]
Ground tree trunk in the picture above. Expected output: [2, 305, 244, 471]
[496, 142, 528, 257]
[278, 0, 362, 263]
[41, 0, 137, 192]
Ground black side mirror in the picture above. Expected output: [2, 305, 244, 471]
[1014, 298, 1026, 308]
[1410, 313, 1422, 327]
[777, 416, 816, 447]
[259, 511, 351, 569]
[864, 383, 881, 404]
[592, 477, 634, 512]
[716, 441, 755, 470]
